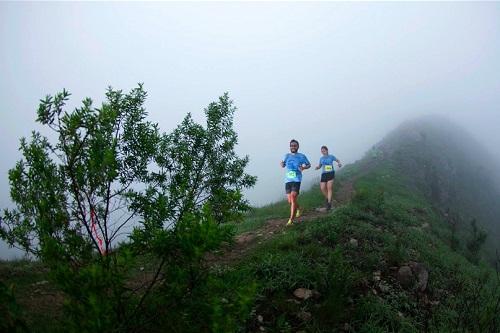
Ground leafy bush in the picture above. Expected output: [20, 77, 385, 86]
[0, 86, 255, 331]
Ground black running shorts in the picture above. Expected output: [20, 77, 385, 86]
[285, 182, 301, 194]
[320, 172, 335, 183]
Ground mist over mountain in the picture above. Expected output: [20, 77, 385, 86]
[365, 115, 500, 255]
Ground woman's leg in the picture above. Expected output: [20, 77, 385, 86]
[320, 181, 328, 201]
[327, 179, 334, 207]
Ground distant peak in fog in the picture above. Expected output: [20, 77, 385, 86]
[376, 114, 493, 162]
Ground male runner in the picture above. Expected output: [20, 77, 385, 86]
[280, 139, 311, 225]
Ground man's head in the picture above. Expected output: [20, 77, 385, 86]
[290, 139, 299, 153]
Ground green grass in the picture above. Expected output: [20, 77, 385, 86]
[233, 178, 347, 235]
[3, 160, 500, 332]
[231, 215, 269, 235]
[211, 161, 500, 332]
[0, 259, 62, 332]
[249, 184, 326, 217]
[0, 259, 45, 286]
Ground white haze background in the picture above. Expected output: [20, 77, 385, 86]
[1, 2, 500, 259]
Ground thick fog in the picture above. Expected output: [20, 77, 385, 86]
[1, 2, 499, 259]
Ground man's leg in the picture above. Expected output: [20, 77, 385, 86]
[286, 182, 294, 225]
[290, 191, 298, 220]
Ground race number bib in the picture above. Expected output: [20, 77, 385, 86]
[325, 165, 333, 172]
[286, 170, 297, 179]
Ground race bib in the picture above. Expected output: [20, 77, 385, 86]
[325, 165, 333, 172]
[286, 170, 297, 179]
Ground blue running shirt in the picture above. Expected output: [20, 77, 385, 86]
[283, 153, 310, 183]
[319, 154, 337, 174]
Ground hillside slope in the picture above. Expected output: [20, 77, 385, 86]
[203, 173, 498, 332]
[2, 117, 500, 332]
[209, 117, 500, 332]
[366, 115, 500, 261]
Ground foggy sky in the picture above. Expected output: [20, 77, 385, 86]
[1, 2, 500, 259]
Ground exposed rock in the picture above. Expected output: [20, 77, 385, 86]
[293, 288, 313, 300]
[236, 234, 255, 244]
[33, 280, 49, 286]
[373, 271, 381, 281]
[421, 222, 430, 229]
[408, 249, 418, 257]
[349, 238, 359, 248]
[397, 266, 414, 288]
[378, 281, 390, 293]
[259, 326, 265, 332]
[409, 261, 429, 292]
[312, 290, 322, 299]
[257, 315, 263, 323]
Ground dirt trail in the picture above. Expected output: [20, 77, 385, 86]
[206, 179, 356, 266]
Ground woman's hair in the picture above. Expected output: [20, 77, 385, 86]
[321, 145, 328, 151]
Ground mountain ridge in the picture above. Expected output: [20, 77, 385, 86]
[363, 115, 500, 260]
[2, 116, 500, 332]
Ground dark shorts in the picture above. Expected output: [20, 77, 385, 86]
[320, 172, 335, 183]
[285, 182, 301, 194]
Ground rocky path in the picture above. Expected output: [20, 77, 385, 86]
[206, 179, 357, 266]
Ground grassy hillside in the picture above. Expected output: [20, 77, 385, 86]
[2, 118, 500, 332]
[368, 116, 500, 262]
[210, 160, 499, 332]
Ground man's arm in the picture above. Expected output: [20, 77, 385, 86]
[281, 154, 287, 168]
